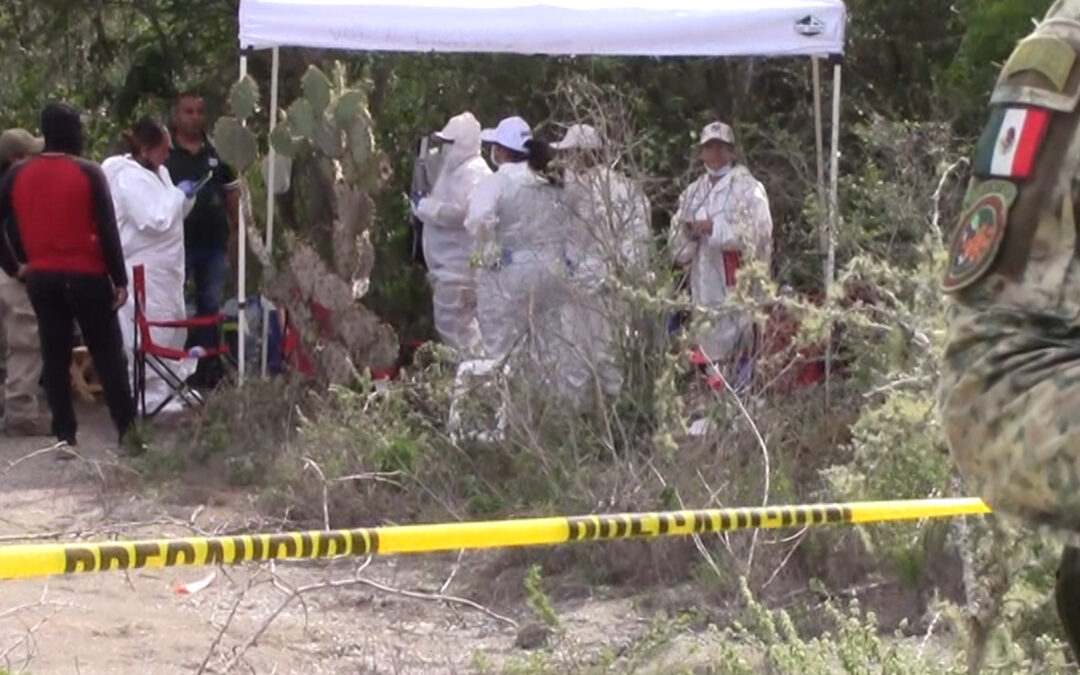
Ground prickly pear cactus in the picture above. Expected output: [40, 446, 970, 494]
[218, 63, 398, 384]
[213, 76, 260, 172]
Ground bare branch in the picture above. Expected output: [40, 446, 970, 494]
[3, 442, 71, 473]
[197, 570, 263, 675]
[352, 575, 518, 630]
[762, 530, 806, 590]
[700, 350, 771, 574]
[301, 457, 332, 532]
[930, 157, 968, 245]
[439, 549, 465, 595]
[648, 461, 730, 581]
[218, 560, 376, 672]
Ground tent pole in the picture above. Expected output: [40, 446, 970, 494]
[237, 54, 248, 386]
[260, 46, 280, 378]
[812, 56, 828, 295]
[827, 62, 841, 293]
[824, 61, 842, 405]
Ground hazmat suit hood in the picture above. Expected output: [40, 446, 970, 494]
[416, 111, 491, 358]
[436, 112, 483, 175]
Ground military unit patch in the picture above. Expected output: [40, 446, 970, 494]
[943, 180, 1018, 292]
[1000, 36, 1077, 94]
[973, 106, 1050, 180]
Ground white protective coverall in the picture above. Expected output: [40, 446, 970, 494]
[102, 155, 196, 414]
[465, 161, 572, 379]
[416, 112, 491, 358]
[561, 165, 651, 401]
[670, 164, 773, 362]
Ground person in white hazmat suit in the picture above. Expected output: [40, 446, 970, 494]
[670, 121, 773, 381]
[553, 124, 651, 403]
[465, 116, 572, 380]
[102, 118, 199, 415]
[415, 112, 490, 358]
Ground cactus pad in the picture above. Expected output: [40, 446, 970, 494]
[333, 90, 367, 128]
[346, 114, 374, 167]
[229, 76, 260, 121]
[302, 65, 333, 116]
[212, 117, 258, 172]
[269, 120, 302, 158]
[287, 99, 316, 139]
[312, 119, 345, 159]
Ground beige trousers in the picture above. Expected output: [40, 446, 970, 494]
[0, 274, 44, 425]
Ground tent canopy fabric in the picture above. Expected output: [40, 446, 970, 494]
[239, 0, 846, 57]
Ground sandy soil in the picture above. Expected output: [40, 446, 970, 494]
[0, 398, 973, 675]
[0, 403, 661, 674]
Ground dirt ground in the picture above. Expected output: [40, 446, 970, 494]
[0, 403, 673, 674]
[0, 400, 971, 675]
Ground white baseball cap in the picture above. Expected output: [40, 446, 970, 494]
[551, 124, 603, 151]
[480, 116, 532, 153]
[700, 121, 736, 146]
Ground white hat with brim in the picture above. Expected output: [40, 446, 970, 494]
[551, 124, 603, 151]
[699, 121, 736, 147]
[479, 116, 532, 153]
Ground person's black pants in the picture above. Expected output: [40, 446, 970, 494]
[25, 272, 135, 444]
[1057, 546, 1080, 664]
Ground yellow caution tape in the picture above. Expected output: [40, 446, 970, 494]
[0, 498, 992, 580]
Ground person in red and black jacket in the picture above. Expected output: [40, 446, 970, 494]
[0, 103, 139, 453]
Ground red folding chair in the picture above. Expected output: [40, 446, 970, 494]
[131, 265, 228, 418]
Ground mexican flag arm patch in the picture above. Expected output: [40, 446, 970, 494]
[973, 107, 1050, 180]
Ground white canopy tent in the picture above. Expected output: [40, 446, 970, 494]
[236, 0, 847, 380]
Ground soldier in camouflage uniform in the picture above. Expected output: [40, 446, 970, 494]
[939, 0, 1080, 658]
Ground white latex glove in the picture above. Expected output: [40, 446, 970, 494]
[710, 217, 741, 249]
[416, 197, 442, 223]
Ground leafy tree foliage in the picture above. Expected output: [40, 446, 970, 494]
[0, 0, 1055, 338]
[4, 1, 1071, 666]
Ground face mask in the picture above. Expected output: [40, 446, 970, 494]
[489, 146, 500, 167]
[708, 164, 731, 180]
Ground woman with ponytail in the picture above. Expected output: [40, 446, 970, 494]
[464, 116, 574, 399]
[102, 116, 198, 414]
